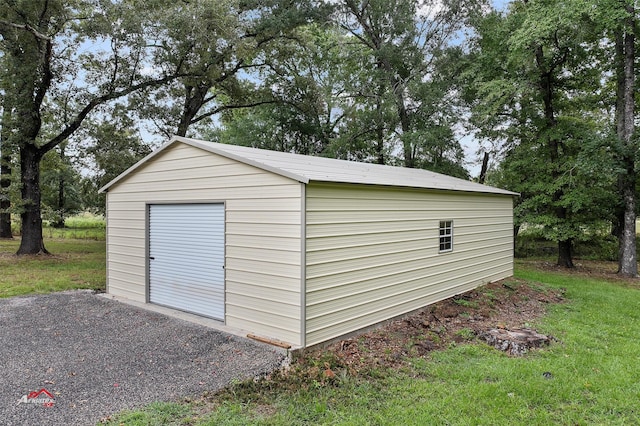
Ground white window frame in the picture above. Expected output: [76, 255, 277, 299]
[439, 220, 453, 253]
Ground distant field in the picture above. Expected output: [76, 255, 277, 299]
[0, 213, 106, 297]
[9, 212, 106, 240]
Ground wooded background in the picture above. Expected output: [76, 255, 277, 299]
[0, 0, 637, 275]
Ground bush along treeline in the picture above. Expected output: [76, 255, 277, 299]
[0, 0, 638, 274]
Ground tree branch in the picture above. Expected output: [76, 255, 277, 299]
[34, 39, 54, 111]
[0, 20, 51, 40]
[190, 100, 279, 125]
[39, 73, 186, 154]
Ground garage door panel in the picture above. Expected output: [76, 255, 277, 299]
[150, 269, 223, 285]
[151, 284, 225, 302]
[150, 255, 224, 269]
[149, 204, 225, 320]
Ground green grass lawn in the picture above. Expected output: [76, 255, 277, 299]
[107, 264, 640, 426]
[0, 238, 106, 297]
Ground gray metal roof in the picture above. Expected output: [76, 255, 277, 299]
[100, 135, 517, 196]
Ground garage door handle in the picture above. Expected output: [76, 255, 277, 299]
[149, 257, 155, 260]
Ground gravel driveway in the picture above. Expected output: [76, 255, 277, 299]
[0, 290, 287, 425]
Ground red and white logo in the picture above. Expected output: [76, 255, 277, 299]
[17, 388, 55, 407]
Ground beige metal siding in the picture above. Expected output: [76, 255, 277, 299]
[106, 143, 303, 346]
[305, 183, 513, 346]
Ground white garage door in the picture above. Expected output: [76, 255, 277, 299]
[148, 203, 225, 320]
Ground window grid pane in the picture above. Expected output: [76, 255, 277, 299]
[439, 220, 453, 252]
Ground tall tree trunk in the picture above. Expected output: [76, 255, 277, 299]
[390, 77, 413, 168]
[376, 56, 413, 168]
[54, 173, 65, 228]
[613, 31, 626, 266]
[617, 10, 637, 277]
[557, 239, 574, 268]
[0, 147, 13, 238]
[0, 107, 13, 238]
[620, 182, 636, 275]
[176, 83, 208, 137]
[17, 144, 48, 255]
[52, 144, 66, 228]
[375, 84, 385, 165]
[0, 154, 12, 239]
[536, 45, 573, 268]
[0, 143, 12, 238]
[397, 99, 413, 168]
[478, 152, 490, 184]
[615, 28, 627, 137]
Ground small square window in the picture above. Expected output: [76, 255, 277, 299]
[439, 220, 453, 252]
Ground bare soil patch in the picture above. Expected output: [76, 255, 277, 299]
[204, 277, 566, 414]
[297, 278, 565, 377]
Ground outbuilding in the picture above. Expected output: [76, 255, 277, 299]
[100, 136, 516, 349]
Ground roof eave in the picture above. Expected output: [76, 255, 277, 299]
[303, 179, 518, 196]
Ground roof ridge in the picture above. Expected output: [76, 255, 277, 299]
[100, 136, 518, 196]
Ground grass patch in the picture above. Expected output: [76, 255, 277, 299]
[105, 263, 640, 425]
[101, 402, 194, 425]
[0, 238, 106, 297]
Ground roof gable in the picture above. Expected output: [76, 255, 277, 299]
[100, 136, 517, 196]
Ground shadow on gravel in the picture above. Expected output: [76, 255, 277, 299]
[0, 291, 286, 426]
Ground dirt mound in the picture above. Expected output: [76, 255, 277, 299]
[302, 278, 565, 376]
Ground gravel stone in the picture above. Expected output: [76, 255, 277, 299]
[0, 291, 287, 425]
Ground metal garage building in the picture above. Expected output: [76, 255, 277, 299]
[100, 136, 516, 348]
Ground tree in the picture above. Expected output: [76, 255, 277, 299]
[334, 0, 480, 170]
[558, 0, 638, 275]
[217, 24, 360, 157]
[0, 0, 185, 254]
[611, 2, 637, 276]
[79, 105, 153, 214]
[132, 0, 328, 140]
[465, 0, 611, 267]
[217, 1, 472, 179]
[40, 142, 83, 227]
